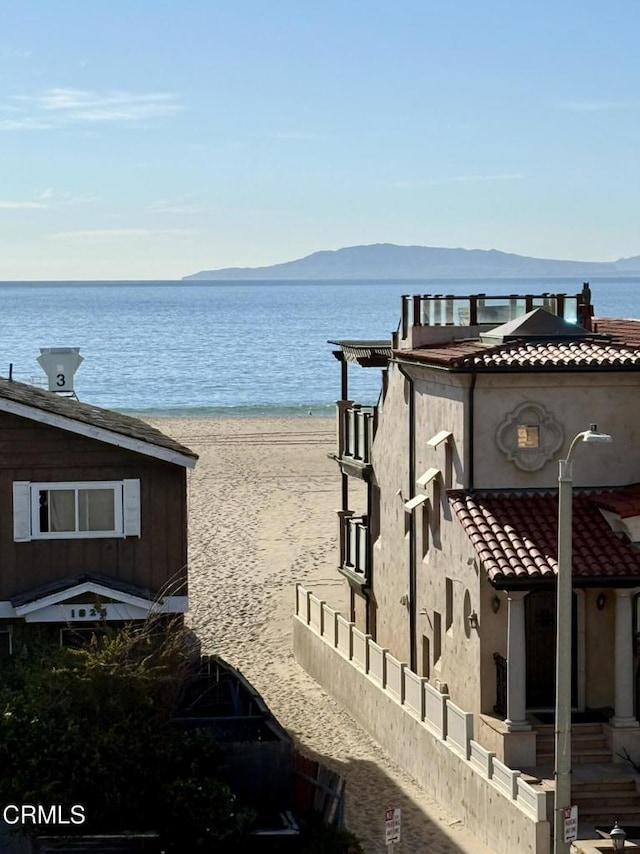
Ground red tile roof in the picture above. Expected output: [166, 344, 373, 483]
[594, 317, 640, 346]
[594, 484, 640, 519]
[395, 317, 640, 370]
[400, 338, 640, 369]
[450, 487, 640, 585]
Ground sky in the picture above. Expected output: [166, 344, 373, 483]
[1, 0, 639, 280]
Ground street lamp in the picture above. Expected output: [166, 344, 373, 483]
[610, 821, 627, 851]
[554, 425, 613, 854]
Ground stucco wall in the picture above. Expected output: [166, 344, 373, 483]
[416, 508, 483, 713]
[370, 362, 412, 662]
[584, 588, 616, 709]
[472, 373, 636, 490]
[367, 359, 634, 742]
[371, 364, 475, 672]
[294, 617, 550, 854]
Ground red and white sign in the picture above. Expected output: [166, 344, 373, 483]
[563, 805, 578, 843]
[385, 807, 401, 845]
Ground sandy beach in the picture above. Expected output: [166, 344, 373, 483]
[151, 416, 492, 854]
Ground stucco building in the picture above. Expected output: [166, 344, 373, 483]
[330, 287, 640, 811]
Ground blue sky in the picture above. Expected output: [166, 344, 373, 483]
[1, 0, 639, 280]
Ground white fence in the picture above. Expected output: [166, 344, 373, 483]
[295, 583, 547, 823]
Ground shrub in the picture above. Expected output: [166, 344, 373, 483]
[0, 619, 253, 845]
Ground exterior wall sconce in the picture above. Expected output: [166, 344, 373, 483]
[468, 611, 479, 630]
[491, 596, 501, 614]
[610, 821, 626, 850]
[596, 593, 607, 611]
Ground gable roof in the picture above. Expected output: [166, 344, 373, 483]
[0, 377, 197, 468]
[450, 486, 640, 587]
[10, 572, 153, 608]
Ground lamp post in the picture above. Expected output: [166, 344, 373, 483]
[554, 425, 613, 854]
[610, 821, 627, 851]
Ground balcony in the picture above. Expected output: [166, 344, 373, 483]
[333, 402, 377, 480]
[339, 513, 369, 587]
[396, 285, 594, 350]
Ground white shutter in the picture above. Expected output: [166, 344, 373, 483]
[122, 479, 141, 537]
[13, 482, 32, 542]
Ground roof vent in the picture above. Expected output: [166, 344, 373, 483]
[480, 307, 591, 346]
[37, 347, 83, 394]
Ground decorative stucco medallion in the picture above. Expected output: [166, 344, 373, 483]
[496, 402, 564, 471]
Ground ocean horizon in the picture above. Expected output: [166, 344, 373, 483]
[3, 278, 640, 418]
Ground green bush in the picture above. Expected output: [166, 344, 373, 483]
[0, 620, 253, 846]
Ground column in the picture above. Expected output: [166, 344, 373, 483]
[505, 591, 531, 731]
[335, 399, 353, 459]
[611, 589, 639, 728]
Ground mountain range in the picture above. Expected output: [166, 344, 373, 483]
[183, 244, 640, 281]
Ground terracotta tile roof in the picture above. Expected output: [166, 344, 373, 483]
[450, 487, 640, 585]
[593, 484, 640, 519]
[397, 338, 640, 369]
[0, 377, 197, 462]
[594, 317, 640, 347]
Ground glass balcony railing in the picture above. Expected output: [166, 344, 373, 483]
[400, 290, 589, 339]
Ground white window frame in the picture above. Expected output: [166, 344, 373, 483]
[13, 479, 141, 542]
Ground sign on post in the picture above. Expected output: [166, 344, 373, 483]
[385, 807, 401, 846]
[563, 805, 578, 843]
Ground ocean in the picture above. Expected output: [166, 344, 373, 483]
[2, 278, 640, 417]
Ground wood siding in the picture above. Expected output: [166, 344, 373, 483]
[0, 411, 188, 599]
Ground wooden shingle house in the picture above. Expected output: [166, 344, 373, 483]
[0, 377, 197, 654]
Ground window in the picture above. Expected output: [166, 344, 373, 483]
[421, 635, 430, 678]
[13, 480, 140, 541]
[517, 424, 540, 449]
[421, 504, 429, 558]
[433, 611, 442, 665]
[445, 578, 453, 631]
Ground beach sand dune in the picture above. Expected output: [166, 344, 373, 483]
[152, 416, 492, 854]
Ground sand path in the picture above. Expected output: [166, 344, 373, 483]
[152, 416, 492, 854]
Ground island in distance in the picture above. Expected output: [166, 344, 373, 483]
[183, 243, 640, 281]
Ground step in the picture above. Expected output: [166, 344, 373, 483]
[574, 750, 613, 765]
[537, 735, 608, 751]
[534, 723, 605, 735]
[577, 806, 640, 821]
[574, 795, 640, 809]
[537, 749, 612, 765]
[573, 781, 637, 795]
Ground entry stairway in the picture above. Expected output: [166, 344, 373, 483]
[533, 722, 640, 825]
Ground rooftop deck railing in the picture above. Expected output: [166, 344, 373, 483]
[400, 291, 590, 340]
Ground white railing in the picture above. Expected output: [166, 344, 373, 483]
[351, 626, 370, 671]
[446, 699, 474, 760]
[403, 669, 426, 719]
[295, 583, 547, 823]
[367, 640, 387, 685]
[343, 515, 368, 578]
[342, 404, 377, 464]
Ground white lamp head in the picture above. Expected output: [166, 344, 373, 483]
[582, 424, 613, 444]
